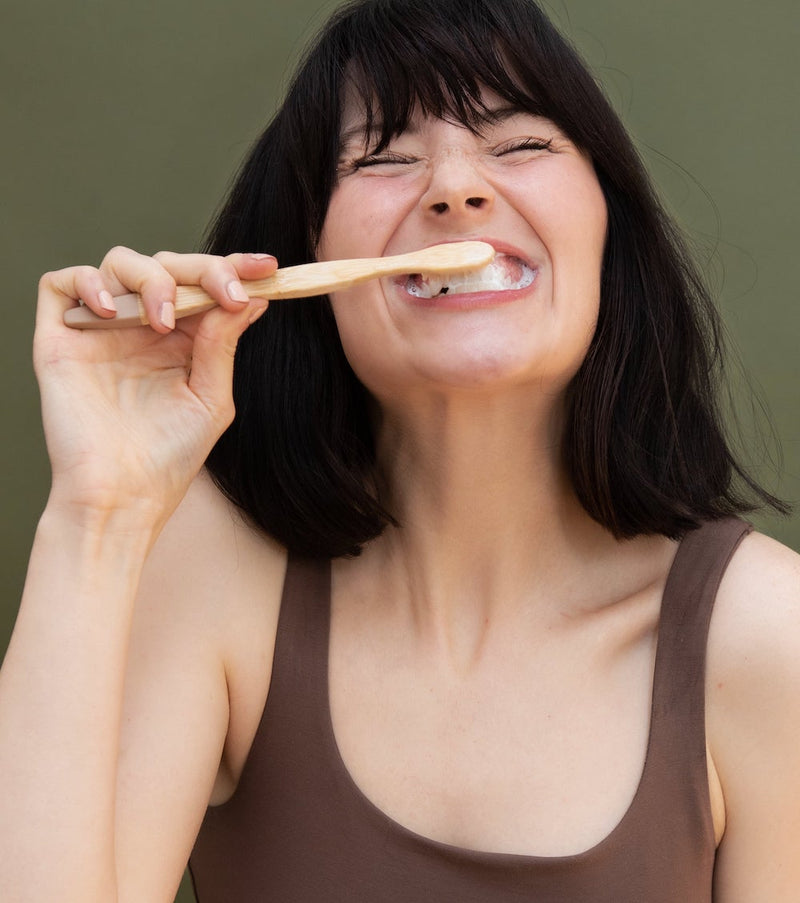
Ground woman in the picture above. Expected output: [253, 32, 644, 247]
[2, 0, 798, 900]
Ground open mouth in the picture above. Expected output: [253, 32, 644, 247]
[403, 252, 536, 300]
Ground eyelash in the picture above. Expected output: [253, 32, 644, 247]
[346, 136, 554, 171]
[494, 137, 553, 155]
[351, 152, 416, 169]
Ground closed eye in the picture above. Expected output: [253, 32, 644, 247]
[352, 152, 418, 169]
[493, 137, 553, 156]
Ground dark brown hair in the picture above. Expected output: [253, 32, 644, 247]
[205, 0, 786, 557]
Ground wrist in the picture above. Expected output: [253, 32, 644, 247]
[39, 491, 166, 551]
[21, 501, 161, 623]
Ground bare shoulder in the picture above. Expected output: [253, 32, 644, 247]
[142, 466, 287, 605]
[708, 528, 800, 680]
[706, 529, 800, 900]
[131, 467, 289, 690]
[129, 466, 289, 718]
[708, 528, 800, 727]
[135, 466, 289, 788]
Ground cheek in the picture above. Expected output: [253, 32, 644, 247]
[580, 180, 608, 260]
[531, 178, 607, 330]
[573, 173, 608, 261]
[318, 184, 400, 262]
[329, 300, 398, 397]
[548, 182, 606, 263]
[522, 158, 607, 260]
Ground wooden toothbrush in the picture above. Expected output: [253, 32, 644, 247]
[63, 241, 496, 329]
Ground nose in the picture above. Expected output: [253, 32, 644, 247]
[420, 149, 495, 219]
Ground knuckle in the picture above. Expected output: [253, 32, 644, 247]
[143, 271, 176, 295]
[38, 270, 56, 290]
[200, 259, 236, 290]
[75, 264, 99, 282]
[207, 254, 229, 274]
[104, 244, 133, 262]
[150, 254, 180, 284]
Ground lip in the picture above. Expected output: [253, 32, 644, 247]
[388, 238, 539, 310]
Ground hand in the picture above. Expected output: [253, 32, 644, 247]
[34, 246, 277, 528]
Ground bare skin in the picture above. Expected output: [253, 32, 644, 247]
[1, 106, 799, 903]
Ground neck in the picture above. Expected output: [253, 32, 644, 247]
[364, 389, 610, 638]
[377, 391, 563, 533]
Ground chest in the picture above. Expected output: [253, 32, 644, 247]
[328, 597, 659, 857]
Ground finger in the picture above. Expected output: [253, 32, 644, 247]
[153, 251, 278, 314]
[99, 246, 178, 334]
[38, 265, 118, 330]
[182, 300, 267, 425]
[224, 252, 279, 298]
[34, 265, 137, 383]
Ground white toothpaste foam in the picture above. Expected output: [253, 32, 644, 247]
[406, 253, 535, 299]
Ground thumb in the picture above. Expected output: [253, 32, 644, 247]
[185, 301, 268, 425]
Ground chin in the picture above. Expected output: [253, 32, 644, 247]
[403, 348, 550, 397]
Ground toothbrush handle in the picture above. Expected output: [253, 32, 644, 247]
[63, 242, 495, 329]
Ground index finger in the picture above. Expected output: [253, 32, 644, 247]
[152, 251, 279, 310]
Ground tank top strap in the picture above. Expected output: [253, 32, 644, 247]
[651, 516, 752, 722]
[262, 554, 331, 736]
[212, 553, 332, 805]
[631, 516, 752, 852]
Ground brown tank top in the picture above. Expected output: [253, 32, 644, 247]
[189, 517, 751, 902]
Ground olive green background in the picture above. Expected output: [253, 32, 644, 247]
[1, 1, 797, 899]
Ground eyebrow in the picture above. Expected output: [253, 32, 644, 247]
[338, 121, 391, 148]
[337, 104, 538, 149]
[482, 104, 529, 122]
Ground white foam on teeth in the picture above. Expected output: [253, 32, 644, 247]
[406, 257, 535, 299]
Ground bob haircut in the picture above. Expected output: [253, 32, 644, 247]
[205, 0, 786, 558]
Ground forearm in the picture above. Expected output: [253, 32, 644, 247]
[0, 503, 159, 902]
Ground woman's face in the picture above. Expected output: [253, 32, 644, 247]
[317, 89, 608, 405]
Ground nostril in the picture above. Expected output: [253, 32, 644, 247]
[429, 197, 487, 215]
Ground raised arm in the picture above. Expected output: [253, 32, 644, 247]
[0, 248, 277, 902]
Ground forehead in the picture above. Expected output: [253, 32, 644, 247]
[322, 0, 586, 155]
[338, 83, 543, 148]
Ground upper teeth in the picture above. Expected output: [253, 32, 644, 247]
[405, 253, 535, 299]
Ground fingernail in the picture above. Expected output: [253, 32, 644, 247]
[98, 289, 116, 312]
[227, 280, 249, 303]
[248, 303, 268, 324]
[248, 253, 276, 262]
[159, 301, 175, 329]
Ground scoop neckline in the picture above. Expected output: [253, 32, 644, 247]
[321, 542, 688, 867]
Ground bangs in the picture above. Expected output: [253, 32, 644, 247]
[284, 0, 612, 239]
[328, 0, 556, 152]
